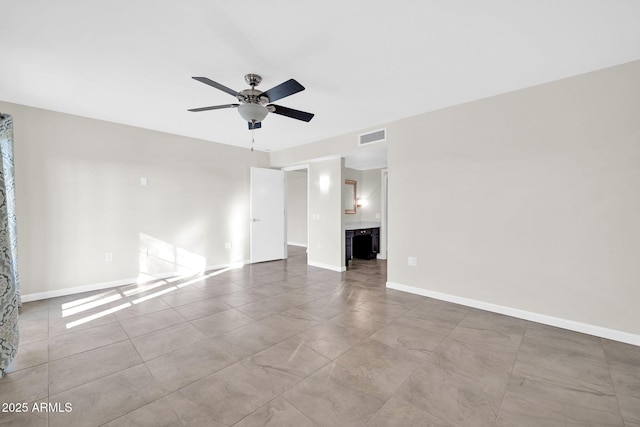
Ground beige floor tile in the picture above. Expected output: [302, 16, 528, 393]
[173, 297, 231, 321]
[18, 316, 49, 345]
[291, 322, 370, 360]
[370, 316, 449, 363]
[119, 308, 186, 338]
[0, 399, 48, 427]
[499, 374, 623, 425]
[603, 339, 640, 398]
[48, 364, 163, 427]
[323, 339, 418, 401]
[177, 359, 300, 425]
[0, 364, 48, 404]
[512, 337, 614, 395]
[247, 337, 330, 379]
[396, 362, 501, 427]
[145, 339, 238, 392]
[49, 340, 142, 395]
[48, 305, 119, 337]
[48, 322, 128, 361]
[234, 396, 315, 427]
[618, 393, 640, 426]
[427, 336, 517, 404]
[112, 297, 172, 321]
[525, 322, 605, 357]
[330, 306, 392, 334]
[447, 310, 526, 354]
[165, 391, 226, 427]
[160, 288, 216, 308]
[283, 367, 385, 427]
[190, 307, 255, 337]
[213, 289, 266, 307]
[404, 299, 470, 326]
[103, 397, 181, 427]
[367, 395, 452, 427]
[9, 339, 48, 373]
[214, 321, 295, 359]
[259, 308, 322, 336]
[235, 295, 298, 320]
[296, 294, 352, 320]
[130, 322, 208, 361]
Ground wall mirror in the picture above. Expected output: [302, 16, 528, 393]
[344, 179, 357, 214]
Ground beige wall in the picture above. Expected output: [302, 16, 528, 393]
[286, 170, 308, 246]
[1, 101, 269, 298]
[358, 168, 383, 222]
[271, 60, 640, 342]
[308, 158, 344, 271]
[388, 60, 640, 337]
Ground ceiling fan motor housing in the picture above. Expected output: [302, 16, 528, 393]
[237, 88, 269, 105]
[244, 73, 262, 87]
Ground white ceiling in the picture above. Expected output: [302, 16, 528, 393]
[2, 1, 639, 155]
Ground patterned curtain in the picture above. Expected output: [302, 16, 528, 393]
[0, 113, 19, 377]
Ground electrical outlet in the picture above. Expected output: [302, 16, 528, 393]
[408, 257, 417, 266]
[105, 252, 113, 262]
[375, 213, 381, 220]
[140, 177, 148, 186]
[225, 242, 232, 249]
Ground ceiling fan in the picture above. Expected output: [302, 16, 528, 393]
[188, 74, 314, 130]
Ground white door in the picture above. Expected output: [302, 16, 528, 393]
[250, 167, 286, 263]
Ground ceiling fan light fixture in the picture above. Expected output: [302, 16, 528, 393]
[238, 103, 268, 123]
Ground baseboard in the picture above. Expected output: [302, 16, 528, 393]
[22, 278, 136, 303]
[287, 242, 307, 248]
[386, 281, 640, 347]
[21, 262, 245, 303]
[308, 260, 346, 273]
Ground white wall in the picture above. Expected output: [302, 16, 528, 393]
[1, 101, 269, 298]
[388, 60, 640, 339]
[286, 170, 307, 247]
[308, 158, 344, 271]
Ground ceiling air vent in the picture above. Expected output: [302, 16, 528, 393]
[359, 128, 386, 146]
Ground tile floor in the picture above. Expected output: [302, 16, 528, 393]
[1, 246, 639, 426]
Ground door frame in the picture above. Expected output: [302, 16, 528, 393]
[282, 164, 310, 257]
[379, 168, 389, 259]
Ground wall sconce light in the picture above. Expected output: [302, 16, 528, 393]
[319, 175, 331, 192]
[357, 198, 368, 208]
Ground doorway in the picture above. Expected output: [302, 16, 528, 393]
[284, 165, 310, 264]
[285, 168, 309, 250]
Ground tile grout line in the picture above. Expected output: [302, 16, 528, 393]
[491, 319, 529, 426]
[600, 337, 627, 425]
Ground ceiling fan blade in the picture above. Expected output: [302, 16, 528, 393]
[261, 79, 305, 102]
[192, 77, 239, 97]
[188, 103, 239, 112]
[248, 121, 262, 130]
[269, 104, 314, 122]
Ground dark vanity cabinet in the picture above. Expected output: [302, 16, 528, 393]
[345, 227, 380, 266]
